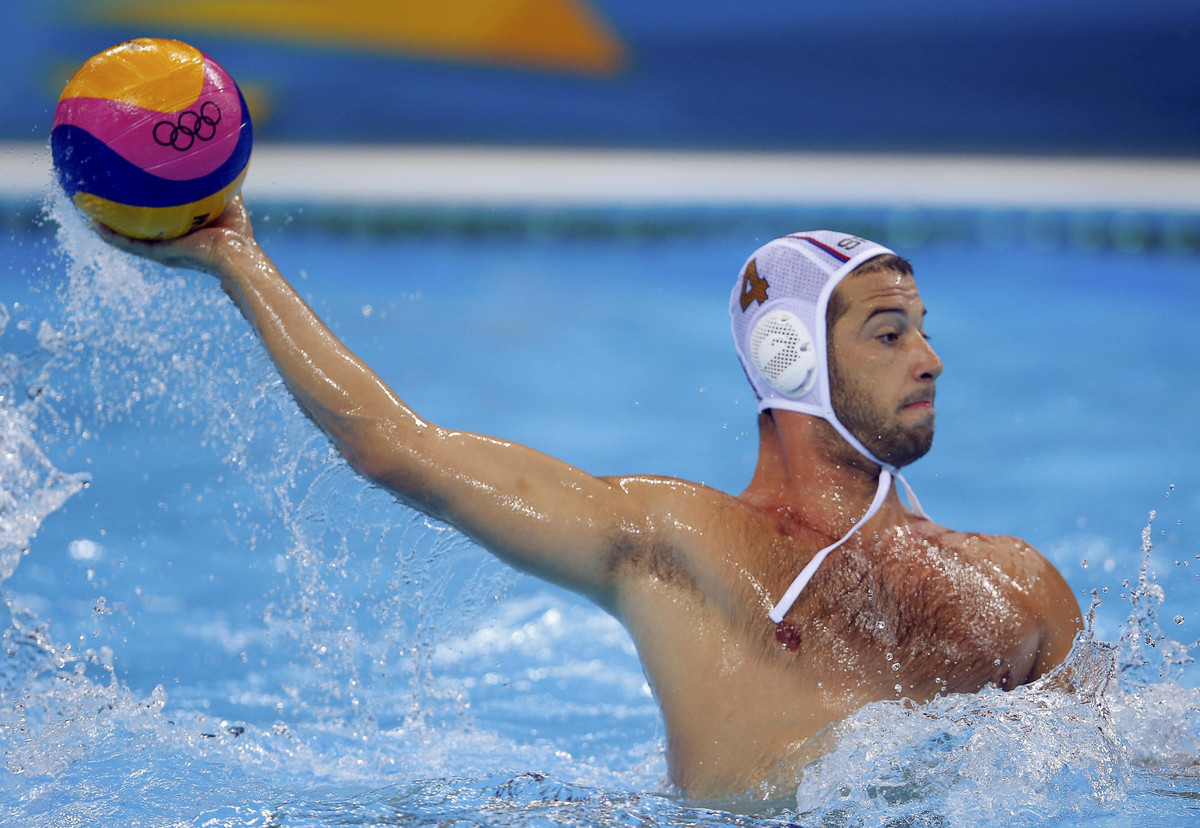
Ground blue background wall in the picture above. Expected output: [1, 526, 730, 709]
[4, 0, 1198, 155]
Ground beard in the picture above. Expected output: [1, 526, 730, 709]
[828, 354, 934, 468]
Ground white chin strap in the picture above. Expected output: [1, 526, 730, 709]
[768, 467, 926, 625]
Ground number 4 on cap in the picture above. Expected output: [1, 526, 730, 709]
[739, 259, 769, 311]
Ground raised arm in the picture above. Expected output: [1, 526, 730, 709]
[101, 199, 678, 607]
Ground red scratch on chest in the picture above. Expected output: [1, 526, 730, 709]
[775, 621, 803, 651]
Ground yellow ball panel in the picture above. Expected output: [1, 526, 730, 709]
[73, 167, 247, 240]
[59, 38, 205, 113]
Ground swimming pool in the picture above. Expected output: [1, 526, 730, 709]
[2, 160, 1200, 826]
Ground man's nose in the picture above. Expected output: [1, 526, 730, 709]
[915, 336, 943, 381]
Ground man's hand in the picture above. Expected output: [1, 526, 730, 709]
[95, 196, 255, 277]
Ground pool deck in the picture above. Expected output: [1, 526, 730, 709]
[3, 142, 1198, 210]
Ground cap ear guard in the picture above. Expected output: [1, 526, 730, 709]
[749, 309, 817, 398]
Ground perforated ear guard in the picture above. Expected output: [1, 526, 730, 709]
[749, 309, 817, 397]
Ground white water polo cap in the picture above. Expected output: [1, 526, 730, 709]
[729, 231, 929, 624]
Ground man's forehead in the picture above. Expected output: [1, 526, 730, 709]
[838, 268, 923, 312]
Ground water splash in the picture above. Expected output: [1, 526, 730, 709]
[1113, 511, 1196, 690]
[793, 640, 1128, 826]
[0, 191, 522, 823]
[0, 293, 90, 577]
[790, 508, 1200, 827]
[1104, 511, 1200, 772]
[273, 772, 794, 828]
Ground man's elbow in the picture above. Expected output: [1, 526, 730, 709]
[336, 418, 403, 482]
[341, 439, 390, 486]
[335, 418, 445, 511]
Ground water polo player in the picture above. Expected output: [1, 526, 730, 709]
[99, 202, 1082, 800]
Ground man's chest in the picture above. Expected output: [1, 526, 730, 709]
[789, 537, 1043, 696]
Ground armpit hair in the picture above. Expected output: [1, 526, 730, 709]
[606, 533, 699, 593]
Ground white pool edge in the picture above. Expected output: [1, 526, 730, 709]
[4, 142, 1199, 211]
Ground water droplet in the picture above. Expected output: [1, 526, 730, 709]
[885, 652, 893, 662]
[1080, 559, 1089, 568]
[1175, 615, 1185, 625]
[875, 620, 885, 630]
[994, 658, 1002, 666]
[894, 684, 903, 694]
[68, 538, 103, 561]
[891, 662, 901, 672]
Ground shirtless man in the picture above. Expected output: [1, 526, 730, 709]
[104, 202, 1082, 800]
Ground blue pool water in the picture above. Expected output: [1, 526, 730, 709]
[2, 190, 1200, 826]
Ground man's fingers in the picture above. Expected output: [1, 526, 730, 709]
[92, 221, 217, 273]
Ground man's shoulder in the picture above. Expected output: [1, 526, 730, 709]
[932, 525, 1079, 621]
[599, 474, 782, 591]
[932, 526, 1042, 562]
[952, 528, 1082, 669]
[601, 474, 761, 521]
[915, 524, 1062, 588]
[608, 475, 799, 555]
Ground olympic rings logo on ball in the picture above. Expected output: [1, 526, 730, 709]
[153, 101, 222, 151]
